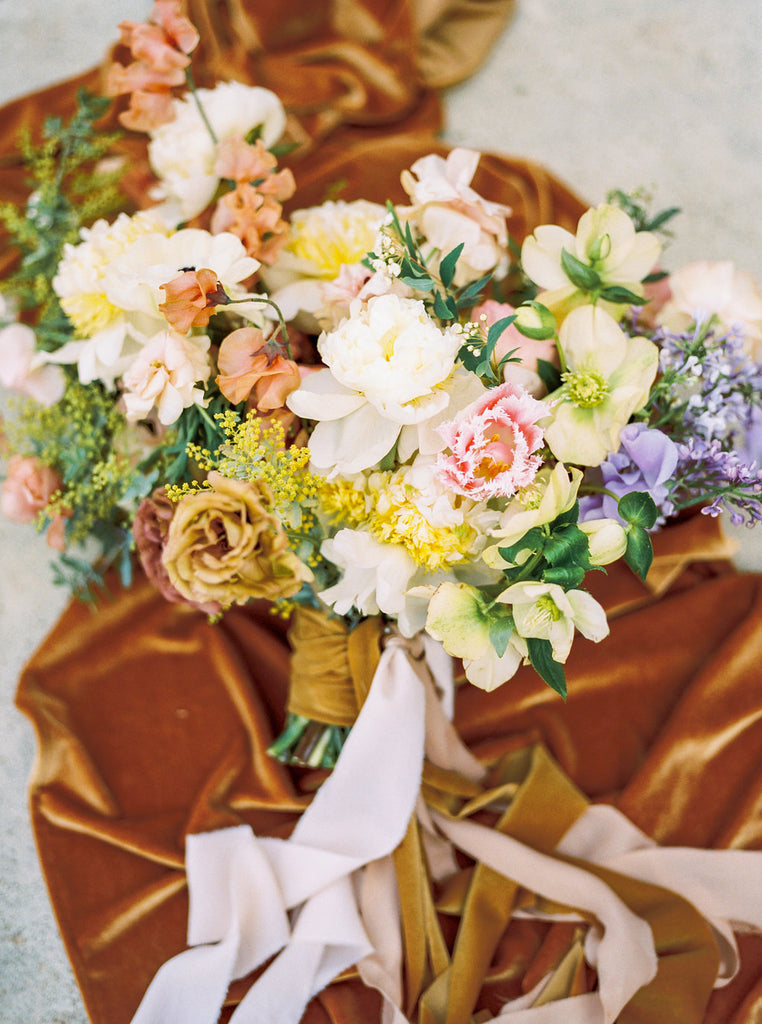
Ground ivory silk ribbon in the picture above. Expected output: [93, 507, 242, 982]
[128, 635, 762, 1024]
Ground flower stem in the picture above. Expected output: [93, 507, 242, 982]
[185, 67, 218, 145]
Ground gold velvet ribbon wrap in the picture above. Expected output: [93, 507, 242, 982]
[5, 2, 762, 1022]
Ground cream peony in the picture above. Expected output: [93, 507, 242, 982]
[148, 82, 286, 223]
[122, 329, 210, 425]
[287, 294, 463, 475]
[260, 199, 386, 322]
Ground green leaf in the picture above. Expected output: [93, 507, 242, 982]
[625, 525, 653, 581]
[618, 491, 658, 529]
[550, 500, 580, 530]
[487, 315, 517, 349]
[542, 564, 587, 589]
[543, 524, 592, 570]
[527, 637, 567, 700]
[598, 285, 647, 305]
[646, 206, 681, 232]
[642, 270, 668, 284]
[561, 249, 601, 291]
[400, 276, 434, 292]
[439, 242, 464, 289]
[536, 357, 562, 393]
[497, 527, 545, 565]
[456, 272, 493, 308]
[433, 290, 456, 320]
[489, 612, 515, 658]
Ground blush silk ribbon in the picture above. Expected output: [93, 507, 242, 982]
[128, 635, 762, 1024]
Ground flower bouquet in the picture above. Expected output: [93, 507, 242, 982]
[4, 4, 762, 1023]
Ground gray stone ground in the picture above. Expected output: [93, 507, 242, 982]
[0, 1, 760, 1020]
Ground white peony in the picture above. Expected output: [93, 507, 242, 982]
[148, 82, 286, 223]
[287, 293, 463, 475]
[318, 528, 417, 620]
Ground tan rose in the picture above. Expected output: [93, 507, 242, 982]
[162, 471, 311, 608]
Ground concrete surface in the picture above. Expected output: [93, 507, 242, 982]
[1, 1, 761, 1021]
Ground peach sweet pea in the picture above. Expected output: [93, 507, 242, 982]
[159, 268, 230, 332]
[472, 299, 557, 396]
[107, 0, 199, 132]
[436, 382, 549, 501]
[216, 327, 301, 409]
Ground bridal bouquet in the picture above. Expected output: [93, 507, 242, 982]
[3, 0, 762, 726]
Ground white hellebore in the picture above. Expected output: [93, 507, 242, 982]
[424, 581, 529, 692]
[544, 305, 659, 466]
[149, 82, 286, 224]
[287, 293, 463, 475]
[500, 580, 609, 664]
[521, 203, 661, 321]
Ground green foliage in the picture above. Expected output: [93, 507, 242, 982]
[617, 491, 657, 580]
[606, 187, 681, 238]
[0, 89, 123, 317]
[526, 637, 567, 700]
[497, 501, 600, 591]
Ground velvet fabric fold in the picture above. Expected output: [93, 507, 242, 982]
[6, 1, 762, 1021]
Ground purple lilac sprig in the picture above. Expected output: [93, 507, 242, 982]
[671, 437, 762, 526]
[645, 317, 762, 446]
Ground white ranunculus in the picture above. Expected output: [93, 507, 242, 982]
[122, 330, 211, 425]
[148, 82, 286, 223]
[260, 200, 386, 322]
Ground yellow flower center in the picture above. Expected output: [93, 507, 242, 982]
[563, 369, 608, 408]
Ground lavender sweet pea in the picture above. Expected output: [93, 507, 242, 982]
[580, 422, 678, 524]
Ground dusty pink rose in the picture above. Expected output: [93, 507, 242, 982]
[473, 300, 557, 397]
[1, 454, 61, 523]
[0, 322, 66, 406]
[133, 488, 220, 614]
[436, 382, 548, 501]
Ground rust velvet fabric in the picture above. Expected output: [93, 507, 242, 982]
[4, 1, 762, 1022]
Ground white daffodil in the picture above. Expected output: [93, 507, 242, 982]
[424, 581, 528, 692]
[544, 305, 659, 466]
[498, 580, 609, 663]
[521, 203, 661, 322]
[318, 528, 417, 622]
[483, 462, 583, 567]
[286, 293, 463, 475]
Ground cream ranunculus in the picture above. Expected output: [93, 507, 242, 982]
[543, 305, 659, 466]
[521, 203, 661, 322]
[287, 294, 463, 475]
[148, 82, 286, 224]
